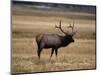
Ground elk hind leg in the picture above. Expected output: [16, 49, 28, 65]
[37, 42, 44, 59]
[37, 49, 42, 59]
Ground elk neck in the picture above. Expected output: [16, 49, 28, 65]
[59, 34, 74, 47]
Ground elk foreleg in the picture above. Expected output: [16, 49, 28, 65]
[49, 48, 55, 61]
[55, 49, 58, 60]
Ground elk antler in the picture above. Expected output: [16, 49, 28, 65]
[55, 20, 77, 36]
[67, 20, 77, 36]
[55, 20, 67, 34]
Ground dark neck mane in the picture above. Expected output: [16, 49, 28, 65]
[59, 35, 71, 47]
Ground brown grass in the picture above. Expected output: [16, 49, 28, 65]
[12, 38, 95, 73]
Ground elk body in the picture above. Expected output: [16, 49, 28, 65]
[36, 20, 76, 59]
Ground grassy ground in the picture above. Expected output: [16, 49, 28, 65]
[12, 5, 96, 74]
[12, 38, 95, 73]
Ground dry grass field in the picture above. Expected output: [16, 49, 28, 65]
[12, 4, 96, 74]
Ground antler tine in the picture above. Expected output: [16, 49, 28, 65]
[55, 24, 58, 28]
[72, 20, 77, 35]
[55, 20, 62, 28]
[67, 24, 73, 32]
[59, 20, 61, 27]
[55, 20, 67, 34]
[72, 20, 74, 32]
[55, 20, 61, 28]
[67, 20, 77, 36]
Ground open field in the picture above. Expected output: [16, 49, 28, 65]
[12, 38, 95, 73]
[12, 5, 96, 74]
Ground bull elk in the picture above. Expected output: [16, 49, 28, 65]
[36, 20, 76, 60]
